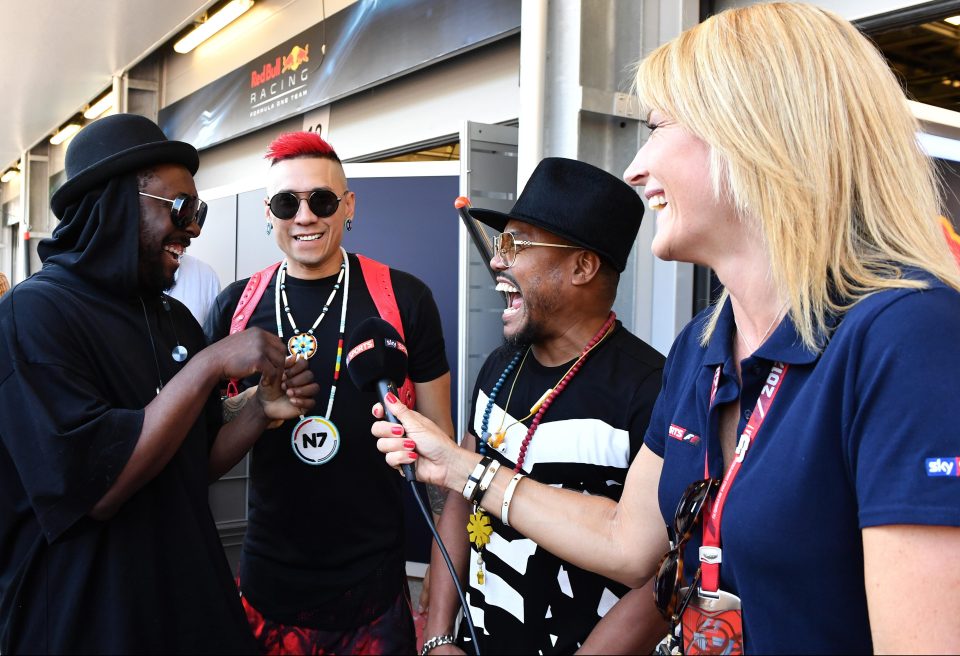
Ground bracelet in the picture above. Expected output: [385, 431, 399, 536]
[462, 456, 493, 502]
[421, 634, 456, 656]
[501, 473, 526, 527]
[473, 460, 501, 506]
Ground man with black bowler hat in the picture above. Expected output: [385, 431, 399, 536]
[420, 158, 666, 655]
[0, 113, 317, 653]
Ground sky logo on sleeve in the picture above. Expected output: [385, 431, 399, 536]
[925, 457, 960, 477]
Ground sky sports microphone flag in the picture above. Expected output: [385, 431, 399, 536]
[345, 317, 415, 478]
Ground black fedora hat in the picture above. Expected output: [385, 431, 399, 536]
[50, 113, 199, 218]
[468, 157, 644, 272]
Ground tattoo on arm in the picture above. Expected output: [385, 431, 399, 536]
[222, 387, 256, 423]
[427, 483, 448, 515]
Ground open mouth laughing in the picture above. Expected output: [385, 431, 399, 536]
[647, 193, 667, 211]
[496, 279, 523, 317]
[163, 242, 185, 263]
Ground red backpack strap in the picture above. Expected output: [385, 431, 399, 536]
[356, 254, 417, 409]
[226, 261, 282, 397]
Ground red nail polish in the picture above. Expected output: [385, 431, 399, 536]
[409, 452, 419, 460]
[403, 440, 416, 449]
[391, 426, 404, 436]
[385, 392, 398, 404]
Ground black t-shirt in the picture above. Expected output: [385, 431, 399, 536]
[205, 253, 448, 629]
[0, 266, 256, 654]
[461, 323, 664, 655]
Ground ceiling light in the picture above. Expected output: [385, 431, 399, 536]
[1, 166, 20, 183]
[945, 15, 960, 26]
[174, 0, 254, 54]
[50, 121, 82, 146]
[84, 91, 114, 120]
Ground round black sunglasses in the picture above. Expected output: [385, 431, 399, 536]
[266, 189, 346, 220]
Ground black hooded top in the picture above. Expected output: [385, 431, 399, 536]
[0, 176, 256, 653]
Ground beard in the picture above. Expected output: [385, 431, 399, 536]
[504, 270, 564, 349]
[505, 319, 538, 349]
[137, 245, 175, 295]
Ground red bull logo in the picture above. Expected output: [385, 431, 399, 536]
[282, 45, 310, 73]
[250, 44, 310, 88]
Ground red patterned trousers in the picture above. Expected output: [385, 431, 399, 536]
[240, 586, 416, 655]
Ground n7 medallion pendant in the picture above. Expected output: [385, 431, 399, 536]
[291, 416, 340, 465]
[288, 333, 318, 359]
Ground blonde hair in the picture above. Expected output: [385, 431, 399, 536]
[634, 2, 960, 351]
[0, 272, 8, 297]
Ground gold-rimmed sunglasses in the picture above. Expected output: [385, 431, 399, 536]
[492, 231, 579, 268]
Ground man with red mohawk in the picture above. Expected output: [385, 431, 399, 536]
[206, 132, 454, 654]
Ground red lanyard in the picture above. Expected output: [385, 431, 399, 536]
[700, 361, 789, 592]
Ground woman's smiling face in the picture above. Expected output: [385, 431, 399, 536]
[622, 111, 740, 267]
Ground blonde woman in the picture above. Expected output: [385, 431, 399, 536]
[374, 3, 960, 653]
[0, 272, 9, 297]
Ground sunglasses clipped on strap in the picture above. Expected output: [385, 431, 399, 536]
[139, 192, 208, 229]
[266, 189, 346, 220]
[654, 477, 721, 624]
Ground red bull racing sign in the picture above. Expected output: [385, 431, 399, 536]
[249, 45, 311, 118]
[158, 0, 521, 150]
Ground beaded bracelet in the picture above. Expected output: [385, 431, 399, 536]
[462, 456, 493, 502]
[421, 634, 456, 656]
[473, 459, 501, 507]
[501, 473, 526, 527]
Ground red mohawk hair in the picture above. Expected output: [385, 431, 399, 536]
[265, 132, 341, 165]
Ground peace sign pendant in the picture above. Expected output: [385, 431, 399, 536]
[288, 333, 318, 359]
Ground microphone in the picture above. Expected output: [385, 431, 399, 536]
[345, 319, 484, 653]
[345, 317, 415, 480]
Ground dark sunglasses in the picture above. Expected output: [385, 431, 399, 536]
[139, 192, 207, 229]
[266, 189, 346, 220]
[654, 477, 721, 624]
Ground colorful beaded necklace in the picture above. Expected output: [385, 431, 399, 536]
[274, 247, 351, 422]
[467, 311, 617, 584]
[275, 252, 347, 360]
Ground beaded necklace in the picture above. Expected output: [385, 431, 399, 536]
[275, 252, 347, 360]
[274, 247, 351, 422]
[467, 311, 617, 584]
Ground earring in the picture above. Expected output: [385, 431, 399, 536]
[345, 218, 353, 232]
[266, 222, 273, 236]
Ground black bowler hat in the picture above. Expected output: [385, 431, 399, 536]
[50, 113, 199, 218]
[467, 157, 645, 273]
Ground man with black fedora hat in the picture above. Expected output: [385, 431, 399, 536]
[0, 113, 317, 653]
[418, 157, 665, 655]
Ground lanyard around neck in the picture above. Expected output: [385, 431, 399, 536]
[700, 360, 789, 593]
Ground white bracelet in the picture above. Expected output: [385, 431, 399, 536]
[462, 457, 492, 502]
[501, 473, 526, 527]
[475, 460, 501, 505]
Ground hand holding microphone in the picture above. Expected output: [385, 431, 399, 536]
[346, 317, 483, 654]
[346, 317, 467, 486]
[345, 317, 419, 480]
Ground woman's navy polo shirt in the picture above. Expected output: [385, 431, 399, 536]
[644, 276, 960, 654]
